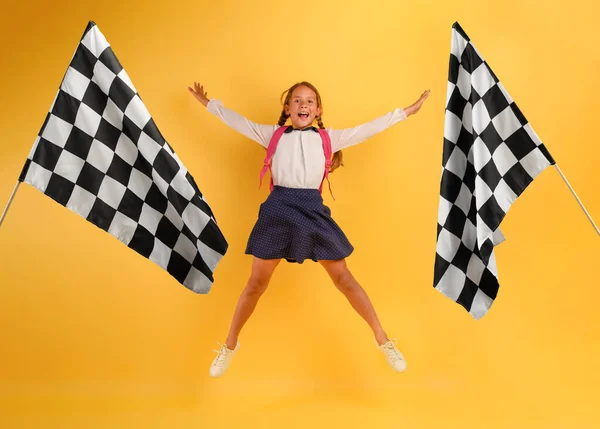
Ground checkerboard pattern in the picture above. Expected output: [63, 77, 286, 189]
[434, 22, 555, 319]
[19, 21, 228, 293]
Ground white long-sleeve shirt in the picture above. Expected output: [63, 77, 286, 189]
[207, 99, 408, 189]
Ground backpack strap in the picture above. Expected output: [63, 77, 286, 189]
[259, 126, 288, 191]
[317, 128, 335, 200]
[259, 126, 335, 200]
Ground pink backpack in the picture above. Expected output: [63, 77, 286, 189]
[259, 126, 334, 199]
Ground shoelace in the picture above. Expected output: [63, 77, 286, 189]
[212, 342, 233, 367]
[381, 338, 403, 362]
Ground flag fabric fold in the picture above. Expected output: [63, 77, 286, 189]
[19, 21, 228, 293]
[434, 22, 555, 319]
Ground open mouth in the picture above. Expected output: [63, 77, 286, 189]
[298, 112, 310, 120]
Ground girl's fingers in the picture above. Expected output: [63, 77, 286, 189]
[189, 82, 209, 98]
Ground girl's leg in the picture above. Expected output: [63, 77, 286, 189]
[224, 257, 281, 349]
[319, 258, 388, 345]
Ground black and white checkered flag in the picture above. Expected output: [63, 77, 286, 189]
[434, 22, 555, 319]
[18, 21, 228, 293]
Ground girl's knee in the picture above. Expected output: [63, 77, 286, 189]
[245, 258, 279, 295]
[333, 269, 356, 292]
[245, 276, 269, 295]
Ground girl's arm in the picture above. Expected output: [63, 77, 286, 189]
[188, 82, 275, 148]
[329, 89, 430, 152]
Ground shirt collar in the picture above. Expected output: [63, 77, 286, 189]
[284, 126, 319, 134]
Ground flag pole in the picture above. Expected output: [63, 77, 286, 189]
[0, 181, 21, 229]
[554, 165, 599, 237]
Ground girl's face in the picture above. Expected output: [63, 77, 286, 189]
[285, 85, 322, 129]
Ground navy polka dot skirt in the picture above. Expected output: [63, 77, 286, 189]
[245, 186, 354, 263]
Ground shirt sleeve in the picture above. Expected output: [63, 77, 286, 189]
[206, 99, 277, 148]
[328, 108, 408, 152]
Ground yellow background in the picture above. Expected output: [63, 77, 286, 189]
[1, 0, 599, 427]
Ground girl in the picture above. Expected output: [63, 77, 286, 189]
[188, 81, 429, 377]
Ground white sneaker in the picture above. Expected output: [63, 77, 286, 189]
[209, 341, 240, 378]
[377, 338, 406, 372]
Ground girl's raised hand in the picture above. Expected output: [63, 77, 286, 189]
[404, 89, 430, 116]
[188, 82, 210, 107]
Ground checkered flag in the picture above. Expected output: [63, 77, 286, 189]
[434, 22, 555, 319]
[18, 21, 228, 293]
